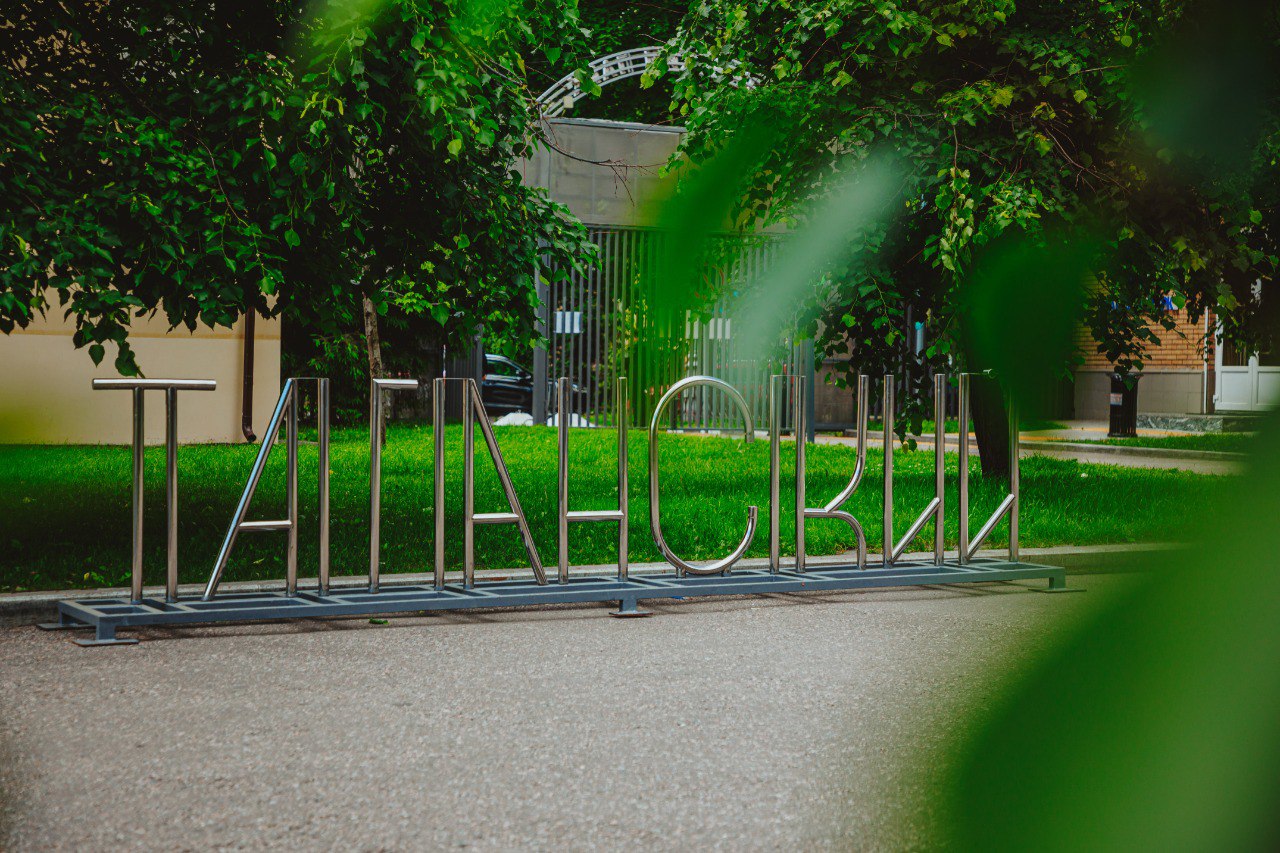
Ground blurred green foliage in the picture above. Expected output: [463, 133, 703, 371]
[939, 410, 1280, 851]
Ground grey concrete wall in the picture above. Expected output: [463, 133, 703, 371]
[1074, 368, 1209, 419]
[520, 118, 685, 226]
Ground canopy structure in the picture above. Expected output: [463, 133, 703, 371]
[536, 47, 685, 118]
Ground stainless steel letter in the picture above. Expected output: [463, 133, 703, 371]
[794, 375, 806, 572]
[433, 378, 447, 590]
[463, 379, 548, 587]
[92, 378, 216, 603]
[768, 375, 784, 573]
[317, 379, 331, 595]
[882, 374, 945, 567]
[205, 379, 297, 599]
[369, 377, 419, 593]
[132, 388, 145, 602]
[557, 377, 629, 582]
[957, 373, 1019, 562]
[649, 376, 758, 576]
[796, 374, 870, 571]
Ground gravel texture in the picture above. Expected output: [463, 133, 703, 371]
[0, 575, 1116, 851]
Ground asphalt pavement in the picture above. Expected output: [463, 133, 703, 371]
[0, 574, 1122, 851]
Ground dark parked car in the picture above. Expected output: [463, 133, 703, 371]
[481, 354, 534, 415]
[481, 354, 587, 417]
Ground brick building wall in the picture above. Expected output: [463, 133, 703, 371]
[1073, 308, 1214, 419]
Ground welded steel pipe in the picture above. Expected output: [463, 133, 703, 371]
[165, 388, 178, 601]
[463, 380, 475, 588]
[204, 379, 295, 599]
[768, 375, 783, 573]
[956, 372, 1018, 562]
[882, 374, 945, 565]
[958, 373, 971, 563]
[464, 379, 547, 585]
[558, 378, 570, 583]
[132, 388, 145, 603]
[369, 378, 419, 593]
[649, 376, 758, 577]
[795, 374, 869, 571]
[317, 378, 331, 595]
[933, 373, 946, 565]
[794, 375, 806, 573]
[1009, 395, 1020, 561]
[92, 378, 216, 603]
[369, 380, 383, 593]
[93, 378, 217, 392]
[882, 375, 894, 568]
[285, 382, 299, 596]
[556, 377, 629, 582]
[433, 378, 446, 590]
[616, 376, 629, 581]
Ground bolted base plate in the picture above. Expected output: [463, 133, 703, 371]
[609, 606, 654, 618]
[73, 636, 140, 647]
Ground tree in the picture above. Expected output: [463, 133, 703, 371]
[0, 0, 594, 416]
[655, 0, 1279, 472]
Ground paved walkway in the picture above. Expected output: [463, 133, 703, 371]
[0, 574, 1124, 850]
[814, 420, 1241, 475]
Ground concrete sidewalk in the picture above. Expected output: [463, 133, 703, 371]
[814, 425, 1243, 475]
[0, 573, 1128, 851]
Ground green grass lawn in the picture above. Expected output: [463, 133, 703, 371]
[0, 424, 1233, 593]
[1045, 432, 1256, 453]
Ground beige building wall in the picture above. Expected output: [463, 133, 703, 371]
[0, 305, 281, 445]
[521, 117, 685, 227]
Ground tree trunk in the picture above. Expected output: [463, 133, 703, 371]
[362, 295, 387, 442]
[970, 375, 1011, 479]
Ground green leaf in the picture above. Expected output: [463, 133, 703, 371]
[284, 229, 300, 248]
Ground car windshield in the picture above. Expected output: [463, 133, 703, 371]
[487, 358, 522, 377]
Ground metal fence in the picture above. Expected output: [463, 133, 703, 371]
[537, 225, 810, 432]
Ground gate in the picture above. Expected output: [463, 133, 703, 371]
[539, 226, 808, 433]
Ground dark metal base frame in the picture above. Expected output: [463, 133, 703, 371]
[46, 559, 1066, 645]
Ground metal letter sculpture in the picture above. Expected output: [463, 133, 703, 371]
[558, 377, 628, 583]
[49, 372, 1067, 645]
[649, 376, 758, 577]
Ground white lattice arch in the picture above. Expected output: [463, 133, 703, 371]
[536, 47, 685, 118]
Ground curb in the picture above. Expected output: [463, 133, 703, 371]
[0, 542, 1182, 629]
[1025, 441, 1244, 462]
[832, 434, 1244, 463]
